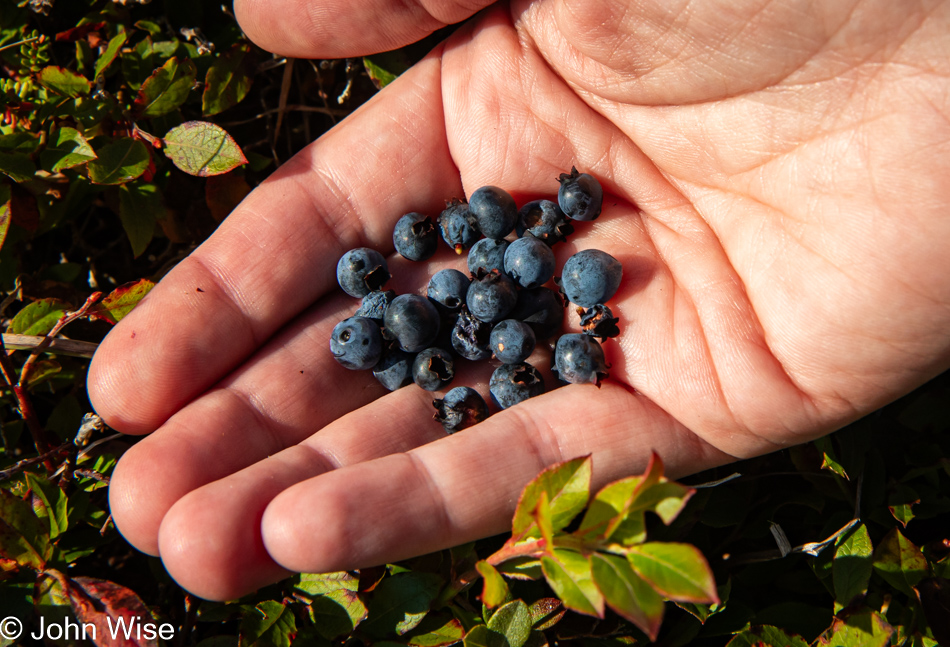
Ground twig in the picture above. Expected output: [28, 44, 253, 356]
[18, 292, 101, 387]
[274, 58, 294, 146]
[0, 442, 72, 481]
[0, 35, 42, 54]
[73, 468, 110, 484]
[1, 334, 99, 358]
[220, 103, 350, 127]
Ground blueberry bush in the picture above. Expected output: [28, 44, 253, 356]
[1, 2, 949, 646]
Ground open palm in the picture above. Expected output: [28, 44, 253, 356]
[88, 0, 950, 600]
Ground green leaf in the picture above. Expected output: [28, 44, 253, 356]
[40, 127, 97, 173]
[512, 456, 591, 540]
[25, 359, 62, 389]
[463, 625, 507, 647]
[477, 561, 510, 608]
[496, 557, 543, 581]
[0, 184, 9, 253]
[0, 488, 50, 570]
[118, 183, 163, 257]
[486, 601, 531, 647]
[163, 121, 247, 177]
[540, 549, 604, 618]
[590, 552, 665, 641]
[37, 66, 92, 97]
[363, 56, 399, 89]
[308, 589, 368, 640]
[817, 609, 893, 647]
[239, 600, 296, 647]
[833, 523, 873, 607]
[87, 138, 150, 185]
[815, 435, 849, 480]
[123, 38, 181, 90]
[7, 298, 68, 335]
[726, 625, 809, 647]
[133, 56, 197, 118]
[674, 578, 729, 624]
[0, 132, 41, 153]
[90, 278, 155, 324]
[527, 599, 563, 630]
[625, 542, 718, 604]
[24, 473, 68, 539]
[93, 31, 128, 80]
[872, 527, 928, 597]
[295, 571, 359, 596]
[887, 483, 919, 528]
[408, 617, 465, 647]
[202, 42, 254, 116]
[0, 152, 35, 183]
[362, 572, 443, 637]
[134, 20, 163, 36]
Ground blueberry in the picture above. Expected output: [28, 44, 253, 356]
[489, 362, 545, 410]
[329, 317, 383, 370]
[373, 346, 414, 391]
[490, 319, 537, 364]
[510, 287, 564, 339]
[393, 213, 438, 261]
[504, 236, 556, 289]
[412, 347, 455, 391]
[579, 304, 620, 341]
[516, 200, 574, 246]
[467, 238, 510, 275]
[383, 294, 441, 352]
[427, 269, 470, 313]
[553, 333, 609, 386]
[433, 386, 489, 433]
[468, 186, 517, 239]
[336, 248, 391, 298]
[355, 289, 396, 322]
[557, 167, 603, 222]
[438, 200, 480, 254]
[450, 305, 493, 360]
[559, 250, 622, 307]
[466, 268, 518, 323]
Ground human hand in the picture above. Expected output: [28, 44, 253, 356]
[88, 0, 950, 600]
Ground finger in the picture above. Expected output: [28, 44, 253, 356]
[233, 0, 494, 58]
[88, 53, 462, 434]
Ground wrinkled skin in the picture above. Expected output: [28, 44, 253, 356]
[88, 0, 950, 600]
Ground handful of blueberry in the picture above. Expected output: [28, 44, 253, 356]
[330, 168, 622, 433]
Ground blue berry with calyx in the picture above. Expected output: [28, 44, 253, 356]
[504, 236, 556, 289]
[355, 289, 396, 322]
[393, 213, 438, 261]
[427, 269, 470, 313]
[373, 345, 414, 391]
[469, 185, 517, 239]
[450, 305, 492, 360]
[516, 200, 574, 246]
[433, 386, 489, 433]
[466, 268, 518, 323]
[490, 319, 537, 364]
[559, 249, 623, 307]
[579, 304, 620, 341]
[510, 287, 564, 339]
[557, 167, 603, 222]
[330, 317, 383, 370]
[467, 238, 510, 275]
[412, 347, 455, 391]
[383, 294, 441, 353]
[336, 248, 391, 298]
[553, 333, 609, 386]
[438, 199, 480, 254]
[489, 362, 545, 410]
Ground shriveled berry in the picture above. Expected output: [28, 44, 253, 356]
[510, 287, 564, 339]
[336, 248, 390, 298]
[330, 317, 383, 370]
[490, 319, 536, 364]
[467, 238, 510, 275]
[579, 304, 620, 341]
[373, 346, 414, 391]
[384, 294, 441, 353]
[438, 200, 480, 254]
[489, 362, 545, 409]
[451, 305, 492, 360]
[516, 200, 574, 246]
[560, 249, 622, 307]
[433, 386, 489, 433]
[427, 269, 470, 313]
[412, 347, 455, 391]
[393, 213, 438, 261]
[469, 185, 517, 239]
[355, 289, 396, 322]
[557, 167, 603, 221]
[467, 268, 518, 323]
[553, 333, 609, 386]
[504, 236, 556, 289]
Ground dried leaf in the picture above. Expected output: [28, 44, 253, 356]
[90, 279, 155, 324]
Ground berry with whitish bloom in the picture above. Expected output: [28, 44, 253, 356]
[516, 200, 574, 246]
[559, 249, 622, 307]
[468, 238, 510, 275]
[469, 185, 517, 239]
[336, 248, 390, 298]
[412, 347, 455, 391]
[373, 345, 415, 391]
[504, 236, 556, 289]
[330, 317, 383, 370]
[427, 269, 470, 313]
[553, 333, 609, 386]
[433, 386, 489, 433]
[489, 362, 545, 409]
[467, 268, 518, 323]
[383, 294, 441, 353]
[438, 200, 480, 254]
[393, 213, 438, 261]
[490, 319, 536, 364]
[557, 167, 603, 222]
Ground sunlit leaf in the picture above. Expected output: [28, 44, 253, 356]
[65, 574, 159, 647]
[307, 589, 367, 640]
[7, 298, 68, 336]
[591, 553, 665, 640]
[90, 278, 155, 324]
[463, 625, 507, 647]
[540, 549, 604, 618]
[24, 473, 68, 539]
[40, 127, 97, 173]
[527, 599, 563, 631]
[815, 435, 849, 480]
[363, 56, 398, 89]
[887, 484, 919, 528]
[87, 138, 150, 185]
[486, 600, 531, 647]
[872, 528, 928, 597]
[163, 121, 247, 177]
[94, 31, 128, 80]
[37, 66, 92, 97]
[833, 523, 873, 607]
[512, 456, 591, 540]
[239, 600, 296, 647]
[625, 542, 718, 604]
[202, 42, 254, 116]
[817, 609, 893, 647]
[134, 57, 197, 118]
[0, 185, 9, 253]
[727, 625, 809, 647]
[408, 617, 465, 647]
[0, 489, 50, 570]
[477, 561, 510, 608]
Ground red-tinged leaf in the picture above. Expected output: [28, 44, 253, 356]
[202, 42, 254, 116]
[295, 571, 359, 595]
[527, 599, 564, 630]
[88, 139, 151, 185]
[37, 66, 92, 97]
[163, 121, 247, 177]
[590, 553, 665, 640]
[56, 21, 107, 42]
[206, 170, 251, 221]
[90, 279, 155, 324]
[133, 57, 197, 118]
[887, 483, 919, 528]
[476, 561, 510, 609]
[0, 489, 50, 570]
[40, 127, 97, 173]
[94, 32, 128, 80]
[817, 609, 893, 647]
[540, 549, 604, 618]
[307, 589, 367, 640]
[61, 574, 163, 646]
[239, 600, 297, 647]
[625, 542, 718, 604]
[486, 600, 531, 647]
[7, 298, 69, 336]
[512, 456, 591, 540]
[408, 617, 465, 647]
[0, 184, 10, 252]
[872, 528, 929, 597]
[727, 626, 809, 647]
